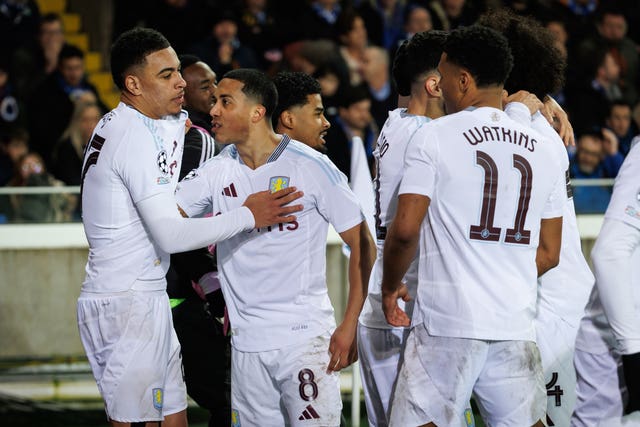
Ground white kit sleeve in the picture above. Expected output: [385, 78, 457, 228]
[136, 191, 255, 253]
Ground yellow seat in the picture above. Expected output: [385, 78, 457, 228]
[88, 71, 114, 94]
[85, 52, 102, 73]
[36, 0, 66, 14]
[61, 13, 81, 33]
[65, 33, 89, 52]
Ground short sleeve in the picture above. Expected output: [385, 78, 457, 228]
[311, 155, 365, 233]
[399, 124, 438, 198]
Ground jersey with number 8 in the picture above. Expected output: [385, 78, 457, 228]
[400, 107, 565, 341]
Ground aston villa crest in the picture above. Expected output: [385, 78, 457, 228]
[269, 176, 290, 193]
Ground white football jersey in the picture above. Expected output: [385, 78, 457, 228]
[533, 112, 594, 326]
[175, 136, 365, 352]
[81, 102, 187, 293]
[576, 140, 640, 353]
[401, 107, 565, 341]
[359, 108, 430, 329]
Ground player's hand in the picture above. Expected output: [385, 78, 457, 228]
[505, 90, 544, 117]
[328, 321, 357, 372]
[243, 187, 303, 228]
[382, 284, 411, 327]
[543, 95, 575, 146]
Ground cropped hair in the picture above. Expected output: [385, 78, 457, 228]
[443, 25, 513, 88]
[477, 9, 565, 98]
[223, 69, 278, 120]
[392, 30, 447, 97]
[110, 28, 171, 90]
[272, 71, 321, 128]
[178, 54, 201, 71]
[58, 44, 84, 62]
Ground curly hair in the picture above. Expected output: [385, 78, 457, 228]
[443, 25, 513, 88]
[272, 71, 322, 128]
[477, 9, 566, 98]
[392, 30, 447, 97]
[110, 27, 170, 91]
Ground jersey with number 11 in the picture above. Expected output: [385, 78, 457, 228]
[401, 107, 566, 341]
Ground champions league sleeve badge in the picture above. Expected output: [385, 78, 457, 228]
[269, 176, 290, 193]
[157, 150, 169, 175]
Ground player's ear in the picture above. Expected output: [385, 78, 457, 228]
[280, 110, 294, 130]
[425, 75, 441, 97]
[251, 104, 266, 123]
[124, 74, 142, 96]
[459, 70, 470, 93]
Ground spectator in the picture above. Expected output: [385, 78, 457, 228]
[357, 0, 407, 51]
[26, 44, 106, 169]
[567, 43, 623, 135]
[7, 151, 75, 223]
[0, 57, 23, 136]
[395, 3, 433, 47]
[51, 101, 102, 186]
[313, 61, 345, 118]
[576, 3, 639, 105]
[325, 83, 377, 179]
[570, 129, 624, 213]
[336, 8, 369, 86]
[188, 8, 259, 77]
[361, 45, 397, 131]
[0, 127, 28, 186]
[11, 12, 65, 100]
[236, 0, 285, 70]
[426, 0, 480, 31]
[605, 100, 638, 158]
[0, 0, 40, 61]
[297, 0, 343, 42]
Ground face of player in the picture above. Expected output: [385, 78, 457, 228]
[288, 94, 330, 151]
[210, 78, 255, 145]
[135, 47, 186, 118]
[60, 57, 85, 87]
[607, 105, 632, 137]
[182, 62, 217, 115]
[437, 52, 463, 114]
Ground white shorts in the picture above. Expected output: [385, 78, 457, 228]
[357, 324, 409, 427]
[535, 307, 580, 426]
[77, 289, 187, 422]
[389, 324, 545, 427]
[231, 332, 342, 427]
[571, 348, 626, 427]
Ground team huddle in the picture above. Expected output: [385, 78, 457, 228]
[77, 12, 639, 427]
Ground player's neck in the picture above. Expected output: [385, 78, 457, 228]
[120, 93, 162, 119]
[460, 87, 504, 111]
[235, 128, 280, 170]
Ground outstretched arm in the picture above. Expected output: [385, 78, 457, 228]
[381, 193, 429, 327]
[328, 221, 375, 372]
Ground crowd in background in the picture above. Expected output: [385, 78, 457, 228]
[1, 0, 640, 222]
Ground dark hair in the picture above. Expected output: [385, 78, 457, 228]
[392, 30, 447, 97]
[338, 83, 370, 108]
[477, 9, 565, 98]
[596, 2, 625, 24]
[110, 27, 171, 90]
[179, 54, 201, 71]
[58, 44, 84, 63]
[40, 12, 62, 27]
[608, 99, 632, 115]
[443, 25, 513, 88]
[336, 8, 361, 40]
[272, 71, 322, 128]
[223, 68, 277, 120]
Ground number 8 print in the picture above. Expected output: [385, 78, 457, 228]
[298, 368, 319, 401]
